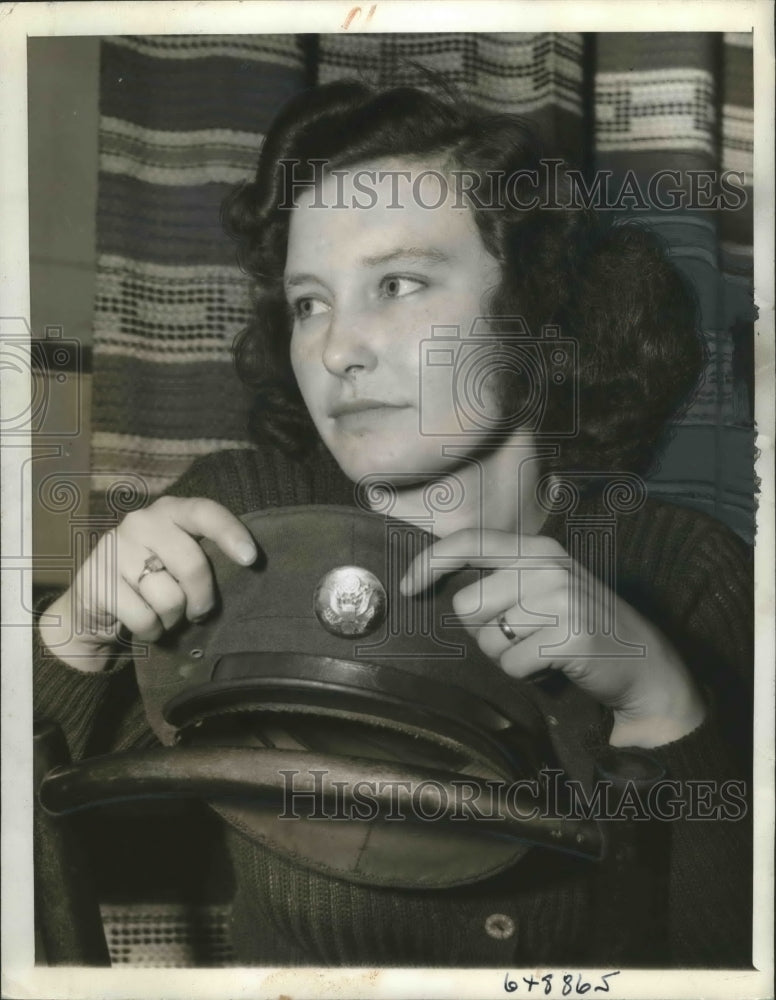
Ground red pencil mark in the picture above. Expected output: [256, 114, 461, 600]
[343, 4, 376, 29]
[343, 6, 361, 29]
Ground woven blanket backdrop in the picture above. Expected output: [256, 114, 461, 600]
[91, 32, 755, 539]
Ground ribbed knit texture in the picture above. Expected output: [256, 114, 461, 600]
[34, 446, 753, 967]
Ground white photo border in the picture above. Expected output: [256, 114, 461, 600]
[2, 2, 773, 998]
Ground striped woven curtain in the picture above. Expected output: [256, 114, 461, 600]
[91, 32, 754, 539]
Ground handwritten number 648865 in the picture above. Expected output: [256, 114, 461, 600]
[504, 971, 621, 995]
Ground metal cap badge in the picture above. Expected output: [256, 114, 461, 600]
[313, 565, 387, 637]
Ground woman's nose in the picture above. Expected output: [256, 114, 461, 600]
[321, 309, 378, 378]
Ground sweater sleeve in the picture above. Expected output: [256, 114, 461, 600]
[641, 714, 752, 966]
[614, 514, 753, 966]
[647, 511, 753, 780]
[33, 591, 147, 761]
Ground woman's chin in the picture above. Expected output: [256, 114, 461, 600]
[329, 445, 462, 489]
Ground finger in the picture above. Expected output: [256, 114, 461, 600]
[134, 570, 187, 633]
[477, 613, 544, 659]
[133, 532, 217, 621]
[452, 567, 567, 632]
[400, 529, 568, 596]
[112, 578, 165, 643]
[498, 630, 564, 682]
[157, 497, 257, 566]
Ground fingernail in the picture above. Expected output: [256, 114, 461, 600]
[236, 543, 257, 565]
[190, 613, 209, 624]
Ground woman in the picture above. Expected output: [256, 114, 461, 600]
[36, 82, 753, 966]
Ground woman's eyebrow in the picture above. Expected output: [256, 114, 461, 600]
[284, 247, 452, 289]
[361, 247, 452, 267]
[284, 272, 323, 290]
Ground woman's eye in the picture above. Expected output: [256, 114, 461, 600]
[379, 276, 426, 299]
[292, 296, 329, 320]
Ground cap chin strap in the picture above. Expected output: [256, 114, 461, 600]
[132, 649, 564, 888]
[40, 747, 603, 888]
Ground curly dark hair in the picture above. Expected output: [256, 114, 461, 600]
[223, 80, 704, 481]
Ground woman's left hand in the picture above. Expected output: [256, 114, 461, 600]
[400, 529, 706, 749]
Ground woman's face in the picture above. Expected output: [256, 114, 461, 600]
[286, 159, 504, 485]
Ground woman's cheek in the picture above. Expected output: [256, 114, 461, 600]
[289, 328, 310, 366]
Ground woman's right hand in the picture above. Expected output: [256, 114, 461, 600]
[41, 497, 258, 672]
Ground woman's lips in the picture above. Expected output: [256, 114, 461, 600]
[328, 399, 409, 418]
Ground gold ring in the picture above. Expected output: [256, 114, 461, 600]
[497, 614, 517, 643]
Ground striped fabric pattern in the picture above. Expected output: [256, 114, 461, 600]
[91, 32, 754, 538]
[720, 32, 754, 271]
[592, 33, 754, 538]
[91, 36, 308, 511]
[318, 33, 586, 160]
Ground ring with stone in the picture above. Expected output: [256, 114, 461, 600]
[497, 614, 517, 643]
[137, 553, 166, 586]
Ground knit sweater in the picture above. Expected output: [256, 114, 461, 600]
[34, 446, 754, 967]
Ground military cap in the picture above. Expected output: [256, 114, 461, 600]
[135, 504, 564, 889]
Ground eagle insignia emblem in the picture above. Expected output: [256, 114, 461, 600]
[313, 565, 387, 637]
